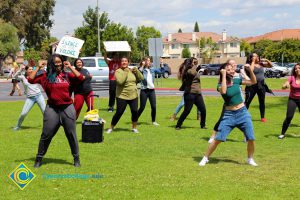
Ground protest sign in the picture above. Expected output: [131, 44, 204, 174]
[103, 41, 131, 52]
[56, 36, 84, 58]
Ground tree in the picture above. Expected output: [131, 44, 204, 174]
[0, 0, 55, 49]
[240, 39, 253, 56]
[253, 39, 273, 56]
[194, 22, 200, 32]
[178, 28, 182, 33]
[74, 6, 110, 56]
[136, 26, 161, 58]
[0, 20, 19, 57]
[182, 48, 191, 58]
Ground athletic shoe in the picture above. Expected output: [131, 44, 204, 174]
[74, 157, 81, 167]
[199, 156, 209, 166]
[261, 118, 267, 122]
[278, 134, 285, 139]
[106, 128, 113, 134]
[201, 126, 207, 129]
[34, 157, 43, 168]
[170, 114, 176, 121]
[175, 126, 181, 130]
[152, 122, 160, 126]
[108, 107, 114, 112]
[132, 128, 139, 133]
[247, 158, 258, 166]
[208, 137, 214, 144]
[243, 136, 247, 143]
[13, 126, 20, 131]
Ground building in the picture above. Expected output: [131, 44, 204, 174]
[162, 30, 241, 58]
[244, 29, 300, 45]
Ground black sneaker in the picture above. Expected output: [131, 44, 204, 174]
[74, 157, 81, 167]
[201, 126, 208, 129]
[34, 157, 43, 168]
[175, 126, 181, 130]
[108, 107, 114, 112]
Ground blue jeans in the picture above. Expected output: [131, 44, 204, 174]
[174, 96, 185, 115]
[215, 106, 255, 141]
[16, 94, 46, 128]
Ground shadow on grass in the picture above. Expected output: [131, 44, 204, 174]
[193, 156, 241, 165]
[168, 125, 195, 129]
[125, 121, 150, 125]
[15, 157, 73, 166]
[12, 126, 41, 130]
[265, 133, 300, 139]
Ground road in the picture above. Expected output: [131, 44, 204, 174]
[0, 79, 289, 102]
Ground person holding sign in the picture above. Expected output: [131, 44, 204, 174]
[28, 54, 84, 168]
[73, 58, 94, 119]
[104, 51, 121, 112]
[137, 56, 161, 126]
[106, 57, 144, 134]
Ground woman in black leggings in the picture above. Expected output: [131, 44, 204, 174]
[175, 57, 206, 130]
[278, 63, 300, 139]
[245, 53, 272, 122]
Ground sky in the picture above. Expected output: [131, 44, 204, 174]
[50, 0, 300, 39]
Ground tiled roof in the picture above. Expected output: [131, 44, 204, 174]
[244, 29, 300, 43]
[163, 32, 222, 44]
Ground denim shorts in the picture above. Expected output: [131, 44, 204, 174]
[215, 106, 255, 142]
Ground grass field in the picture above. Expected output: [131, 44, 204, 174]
[1, 96, 300, 199]
[156, 76, 286, 90]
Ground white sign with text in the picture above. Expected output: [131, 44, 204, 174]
[103, 41, 131, 52]
[56, 36, 84, 58]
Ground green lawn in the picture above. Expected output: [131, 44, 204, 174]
[1, 96, 300, 199]
[156, 77, 287, 90]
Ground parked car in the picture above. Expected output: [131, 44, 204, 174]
[80, 57, 109, 83]
[271, 62, 289, 77]
[235, 64, 244, 73]
[264, 68, 282, 78]
[206, 64, 222, 75]
[285, 63, 297, 75]
[154, 63, 172, 78]
[198, 64, 208, 75]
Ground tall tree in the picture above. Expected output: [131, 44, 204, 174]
[240, 39, 253, 57]
[178, 28, 182, 33]
[253, 39, 273, 56]
[0, 0, 55, 49]
[74, 6, 110, 56]
[136, 26, 161, 58]
[182, 48, 191, 58]
[194, 22, 200, 32]
[0, 20, 19, 57]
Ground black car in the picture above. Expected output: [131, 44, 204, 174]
[206, 64, 222, 75]
[154, 63, 172, 78]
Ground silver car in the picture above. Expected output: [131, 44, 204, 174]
[80, 57, 109, 83]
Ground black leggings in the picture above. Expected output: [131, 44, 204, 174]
[281, 98, 300, 135]
[245, 84, 266, 118]
[108, 80, 116, 108]
[176, 93, 206, 128]
[138, 89, 157, 122]
[111, 98, 138, 126]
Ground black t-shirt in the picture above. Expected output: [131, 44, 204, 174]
[74, 68, 93, 94]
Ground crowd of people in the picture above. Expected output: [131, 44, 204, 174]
[7, 51, 300, 168]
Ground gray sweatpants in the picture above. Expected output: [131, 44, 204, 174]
[36, 104, 79, 158]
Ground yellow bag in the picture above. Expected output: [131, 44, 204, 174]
[83, 109, 99, 122]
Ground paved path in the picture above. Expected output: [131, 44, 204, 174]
[0, 79, 289, 102]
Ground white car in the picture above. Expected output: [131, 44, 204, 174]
[80, 57, 109, 83]
[271, 62, 289, 75]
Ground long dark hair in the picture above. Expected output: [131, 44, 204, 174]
[74, 58, 84, 69]
[46, 54, 65, 83]
[246, 53, 260, 64]
[219, 62, 232, 84]
[291, 63, 300, 78]
[178, 58, 193, 81]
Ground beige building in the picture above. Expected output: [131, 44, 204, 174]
[162, 30, 240, 59]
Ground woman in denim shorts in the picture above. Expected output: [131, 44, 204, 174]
[199, 62, 258, 166]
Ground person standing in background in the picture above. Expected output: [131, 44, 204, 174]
[8, 62, 22, 96]
[104, 51, 121, 112]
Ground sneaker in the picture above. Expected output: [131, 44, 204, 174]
[170, 114, 176, 121]
[247, 158, 258, 166]
[74, 157, 81, 167]
[34, 157, 43, 168]
[152, 122, 159, 126]
[278, 134, 285, 139]
[199, 156, 209, 166]
[208, 137, 214, 144]
[106, 128, 113, 134]
[243, 136, 247, 143]
[201, 126, 207, 129]
[175, 126, 181, 130]
[108, 107, 113, 112]
[13, 126, 20, 131]
[132, 128, 139, 133]
[261, 118, 267, 122]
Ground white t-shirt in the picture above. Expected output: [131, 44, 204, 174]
[146, 69, 154, 89]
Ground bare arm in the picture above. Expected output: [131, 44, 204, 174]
[64, 61, 81, 77]
[220, 69, 227, 94]
[29, 61, 45, 80]
[242, 65, 257, 85]
[282, 80, 290, 89]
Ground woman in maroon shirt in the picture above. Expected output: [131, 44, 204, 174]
[28, 54, 84, 168]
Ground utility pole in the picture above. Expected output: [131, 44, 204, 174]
[97, 0, 101, 56]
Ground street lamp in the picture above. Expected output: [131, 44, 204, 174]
[97, 0, 101, 56]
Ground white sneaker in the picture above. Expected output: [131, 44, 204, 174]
[199, 156, 209, 166]
[132, 128, 139, 133]
[152, 122, 159, 126]
[208, 137, 214, 144]
[278, 134, 285, 139]
[247, 158, 258, 166]
[243, 136, 247, 143]
[13, 126, 20, 131]
[106, 128, 113, 134]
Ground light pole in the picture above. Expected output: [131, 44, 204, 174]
[97, 0, 101, 56]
